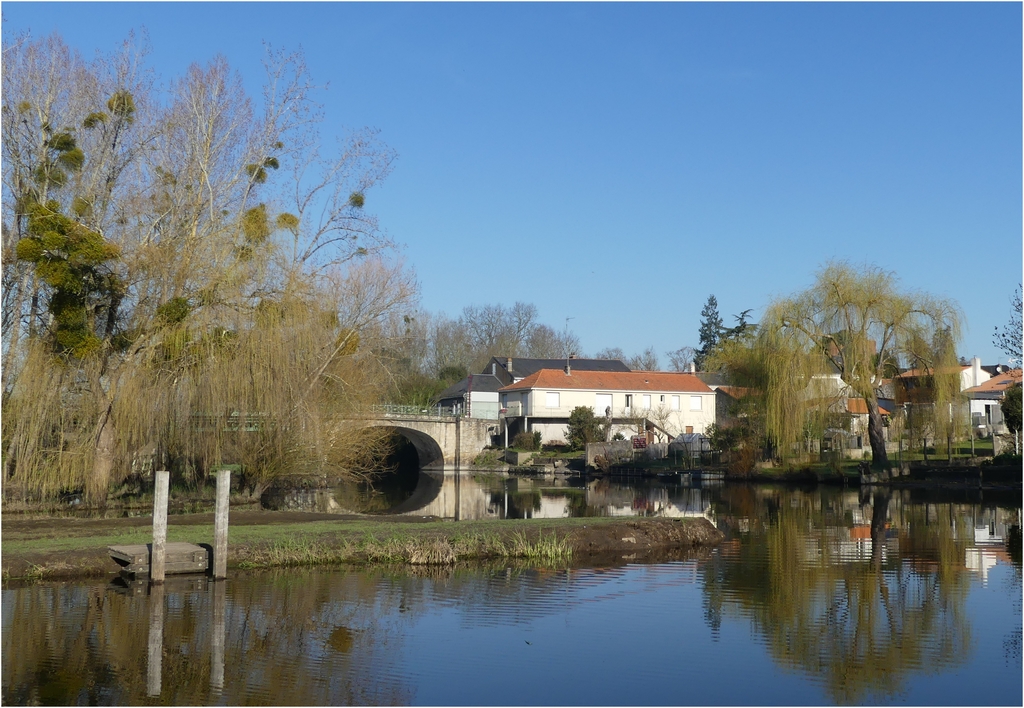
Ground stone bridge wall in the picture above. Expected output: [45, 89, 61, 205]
[360, 415, 497, 471]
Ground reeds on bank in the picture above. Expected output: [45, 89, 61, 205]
[237, 530, 574, 569]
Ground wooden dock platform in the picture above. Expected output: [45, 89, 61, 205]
[108, 542, 209, 578]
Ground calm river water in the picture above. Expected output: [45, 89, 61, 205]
[3, 477, 1022, 706]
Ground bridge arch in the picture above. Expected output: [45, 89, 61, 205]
[355, 413, 494, 471]
[369, 424, 446, 470]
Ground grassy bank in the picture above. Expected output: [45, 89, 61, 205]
[1, 512, 722, 582]
[238, 529, 574, 569]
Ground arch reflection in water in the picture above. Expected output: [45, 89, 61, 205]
[374, 472, 721, 521]
[272, 468, 723, 521]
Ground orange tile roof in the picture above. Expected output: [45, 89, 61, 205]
[717, 386, 754, 399]
[895, 365, 969, 378]
[498, 369, 713, 394]
[846, 398, 870, 415]
[963, 369, 1022, 395]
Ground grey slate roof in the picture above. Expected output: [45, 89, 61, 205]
[696, 372, 728, 388]
[485, 356, 631, 385]
[434, 373, 504, 402]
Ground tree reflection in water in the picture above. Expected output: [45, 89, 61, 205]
[2, 487, 1019, 705]
[1, 570, 418, 705]
[703, 486, 993, 704]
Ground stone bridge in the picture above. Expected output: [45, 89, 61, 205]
[357, 407, 498, 471]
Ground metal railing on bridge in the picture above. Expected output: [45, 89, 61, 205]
[370, 404, 459, 419]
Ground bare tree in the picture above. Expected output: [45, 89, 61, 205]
[667, 346, 697, 372]
[525, 323, 582, 359]
[993, 284, 1022, 366]
[460, 301, 538, 362]
[427, 313, 475, 378]
[628, 346, 659, 371]
[595, 347, 625, 361]
[647, 404, 676, 442]
[2, 34, 412, 503]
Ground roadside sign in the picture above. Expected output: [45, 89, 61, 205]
[632, 435, 647, 449]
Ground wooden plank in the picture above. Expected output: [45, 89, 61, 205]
[108, 542, 208, 577]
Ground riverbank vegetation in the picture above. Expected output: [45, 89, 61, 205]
[704, 263, 971, 475]
[1, 513, 722, 581]
[238, 529, 575, 569]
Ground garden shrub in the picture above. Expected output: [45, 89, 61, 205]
[512, 431, 541, 451]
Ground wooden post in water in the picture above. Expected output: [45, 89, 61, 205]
[147, 582, 165, 697]
[213, 469, 230, 580]
[210, 579, 226, 693]
[151, 470, 170, 583]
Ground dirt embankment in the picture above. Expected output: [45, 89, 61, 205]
[1, 511, 724, 581]
[565, 517, 724, 563]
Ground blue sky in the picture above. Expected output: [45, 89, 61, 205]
[4, 2, 1021, 365]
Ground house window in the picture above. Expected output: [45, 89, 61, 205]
[595, 393, 613, 417]
[671, 395, 680, 410]
[690, 396, 702, 411]
[625, 394, 633, 410]
[660, 395, 665, 403]
[642, 394, 651, 409]
[546, 392, 560, 409]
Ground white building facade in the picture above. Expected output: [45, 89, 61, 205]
[499, 368, 716, 445]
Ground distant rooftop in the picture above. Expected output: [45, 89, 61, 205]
[499, 369, 713, 394]
[486, 356, 631, 381]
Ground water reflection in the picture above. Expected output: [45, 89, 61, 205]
[147, 583, 164, 697]
[705, 486, 1020, 704]
[3, 487, 1020, 706]
[269, 470, 721, 522]
[211, 579, 226, 694]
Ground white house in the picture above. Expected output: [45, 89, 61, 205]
[963, 368, 1022, 436]
[498, 368, 716, 445]
[894, 356, 993, 396]
[434, 357, 632, 419]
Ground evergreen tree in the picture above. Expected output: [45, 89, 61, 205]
[566, 406, 605, 450]
[1002, 385, 1021, 435]
[694, 295, 723, 371]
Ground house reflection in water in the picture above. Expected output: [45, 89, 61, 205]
[964, 507, 1015, 585]
[382, 472, 719, 522]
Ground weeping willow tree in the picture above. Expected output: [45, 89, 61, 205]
[713, 263, 962, 472]
[2, 33, 412, 504]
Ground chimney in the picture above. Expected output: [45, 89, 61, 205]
[506, 357, 513, 374]
[689, 362, 696, 374]
[491, 362, 496, 376]
[564, 364, 571, 375]
[972, 356, 981, 388]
